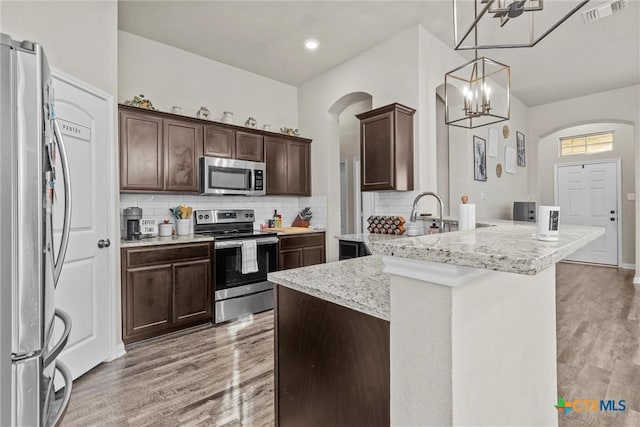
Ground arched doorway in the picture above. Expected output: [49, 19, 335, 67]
[328, 92, 373, 235]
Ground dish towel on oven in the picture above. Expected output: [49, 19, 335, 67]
[241, 239, 259, 274]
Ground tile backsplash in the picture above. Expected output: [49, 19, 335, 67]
[373, 191, 420, 219]
[120, 193, 327, 237]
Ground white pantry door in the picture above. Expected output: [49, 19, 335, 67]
[52, 71, 112, 380]
[556, 161, 619, 265]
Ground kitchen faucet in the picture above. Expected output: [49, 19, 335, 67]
[409, 191, 444, 233]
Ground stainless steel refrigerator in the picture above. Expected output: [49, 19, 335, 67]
[0, 33, 73, 426]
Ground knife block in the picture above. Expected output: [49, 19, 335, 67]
[291, 214, 310, 228]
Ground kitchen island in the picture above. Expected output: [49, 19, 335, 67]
[268, 221, 605, 427]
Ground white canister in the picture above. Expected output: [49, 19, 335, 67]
[221, 111, 234, 124]
[537, 206, 560, 241]
[158, 223, 173, 237]
[176, 219, 191, 236]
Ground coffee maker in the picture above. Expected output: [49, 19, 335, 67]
[123, 207, 143, 240]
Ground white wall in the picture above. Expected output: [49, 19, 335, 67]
[368, 26, 532, 224]
[538, 123, 635, 265]
[300, 25, 532, 260]
[0, 1, 117, 97]
[447, 99, 530, 219]
[118, 31, 298, 131]
[299, 26, 421, 260]
[528, 85, 640, 276]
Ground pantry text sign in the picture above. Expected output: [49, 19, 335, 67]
[58, 118, 91, 142]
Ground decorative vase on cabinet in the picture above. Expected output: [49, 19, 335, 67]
[356, 103, 415, 192]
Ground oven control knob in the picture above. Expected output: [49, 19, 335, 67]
[244, 213, 249, 218]
[249, 213, 254, 217]
[198, 215, 203, 220]
[205, 214, 210, 219]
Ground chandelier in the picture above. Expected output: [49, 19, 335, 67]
[444, 55, 510, 128]
[453, 0, 591, 50]
[444, 0, 590, 128]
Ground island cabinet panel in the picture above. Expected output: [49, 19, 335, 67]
[164, 119, 203, 192]
[265, 137, 311, 196]
[119, 110, 164, 191]
[236, 131, 264, 162]
[275, 285, 390, 427]
[357, 103, 415, 192]
[121, 243, 212, 344]
[204, 124, 236, 158]
[278, 233, 325, 271]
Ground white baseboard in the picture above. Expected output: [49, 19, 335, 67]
[108, 342, 126, 361]
[621, 263, 636, 270]
[634, 276, 640, 286]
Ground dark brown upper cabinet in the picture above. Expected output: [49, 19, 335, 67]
[119, 109, 164, 191]
[164, 119, 203, 192]
[236, 131, 264, 162]
[119, 104, 312, 195]
[120, 105, 202, 194]
[265, 137, 311, 196]
[286, 141, 310, 196]
[204, 124, 235, 158]
[356, 103, 415, 192]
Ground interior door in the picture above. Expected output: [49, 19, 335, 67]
[556, 162, 618, 265]
[51, 72, 111, 380]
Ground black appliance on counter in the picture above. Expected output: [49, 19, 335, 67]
[513, 201, 536, 222]
[194, 209, 278, 323]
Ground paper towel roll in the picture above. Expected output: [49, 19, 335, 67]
[459, 204, 476, 231]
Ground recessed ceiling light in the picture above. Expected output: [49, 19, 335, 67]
[304, 39, 319, 51]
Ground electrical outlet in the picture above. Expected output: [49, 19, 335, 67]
[480, 191, 486, 200]
[628, 193, 636, 201]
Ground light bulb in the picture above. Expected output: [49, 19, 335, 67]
[304, 39, 319, 50]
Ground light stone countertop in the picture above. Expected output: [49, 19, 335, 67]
[365, 221, 605, 275]
[120, 234, 215, 248]
[269, 220, 604, 319]
[268, 255, 390, 321]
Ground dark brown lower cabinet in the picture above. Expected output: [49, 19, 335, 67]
[275, 285, 390, 427]
[121, 243, 212, 344]
[278, 232, 325, 270]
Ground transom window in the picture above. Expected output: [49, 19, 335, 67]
[560, 131, 614, 156]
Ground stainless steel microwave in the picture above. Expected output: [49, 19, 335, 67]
[200, 157, 266, 196]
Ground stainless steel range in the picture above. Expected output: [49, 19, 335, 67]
[194, 209, 278, 323]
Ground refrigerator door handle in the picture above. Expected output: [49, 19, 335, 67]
[43, 309, 72, 368]
[51, 118, 72, 286]
[48, 360, 73, 427]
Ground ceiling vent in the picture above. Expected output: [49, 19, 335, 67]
[582, 0, 628, 23]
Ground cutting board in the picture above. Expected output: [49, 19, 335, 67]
[267, 227, 313, 234]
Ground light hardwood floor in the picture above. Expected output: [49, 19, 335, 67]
[556, 262, 640, 426]
[62, 263, 640, 426]
[61, 313, 275, 426]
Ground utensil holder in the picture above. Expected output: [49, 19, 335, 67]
[176, 219, 191, 236]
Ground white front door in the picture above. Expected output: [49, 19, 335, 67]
[51, 71, 113, 379]
[556, 161, 619, 265]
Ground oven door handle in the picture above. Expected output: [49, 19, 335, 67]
[215, 237, 278, 249]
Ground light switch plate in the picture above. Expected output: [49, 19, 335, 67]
[627, 193, 636, 201]
[480, 191, 486, 200]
